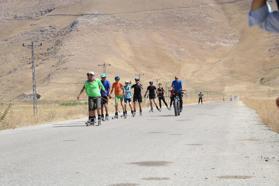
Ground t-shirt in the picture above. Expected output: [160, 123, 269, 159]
[101, 80, 111, 97]
[157, 87, 165, 97]
[84, 78, 105, 97]
[131, 83, 142, 96]
[172, 80, 183, 93]
[198, 93, 204, 98]
[147, 85, 156, 97]
[124, 85, 132, 99]
[112, 82, 123, 96]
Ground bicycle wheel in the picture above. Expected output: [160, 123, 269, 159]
[174, 98, 179, 116]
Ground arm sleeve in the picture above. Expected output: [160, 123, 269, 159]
[99, 80, 105, 91]
[249, 5, 279, 32]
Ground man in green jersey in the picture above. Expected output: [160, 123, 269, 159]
[77, 72, 105, 126]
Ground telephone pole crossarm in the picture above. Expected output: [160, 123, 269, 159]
[98, 63, 112, 74]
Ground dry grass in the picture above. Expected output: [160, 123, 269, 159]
[0, 95, 228, 130]
[0, 101, 88, 130]
[0, 97, 174, 130]
[243, 98, 279, 133]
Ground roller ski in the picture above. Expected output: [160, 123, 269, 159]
[132, 111, 136, 117]
[105, 115, 110, 121]
[85, 118, 96, 126]
[101, 115, 105, 122]
[95, 119, 101, 126]
[112, 112, 119, 120]
[122, 111, 128, 119]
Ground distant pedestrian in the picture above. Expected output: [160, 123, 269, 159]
[198, 92, 204, 104]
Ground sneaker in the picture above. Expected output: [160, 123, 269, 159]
[105, 115, 109, 121]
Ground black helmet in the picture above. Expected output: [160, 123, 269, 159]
[115, 76, 120, 81]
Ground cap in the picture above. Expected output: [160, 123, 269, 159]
[87, 71, 95, 76]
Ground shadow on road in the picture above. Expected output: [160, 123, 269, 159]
[149, 114, 175, 118]
[52, 124, 85, 128]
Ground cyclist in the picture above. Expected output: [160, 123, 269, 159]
[131, 78, 143, 116]
[110, 76, 124, 119]
[100, 73, 111, 121]
[123, 80, 134, 117]
[171, 76, 184, 111]
[144, 81, 160, 112]
[157, 83, 170, 110]
[77, 72, 105, 126]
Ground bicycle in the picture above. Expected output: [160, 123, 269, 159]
[172, 90, 186, 117]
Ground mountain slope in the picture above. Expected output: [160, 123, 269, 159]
[0, 0, 278, 101]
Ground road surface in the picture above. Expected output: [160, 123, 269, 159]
[0, 102, 278, 186]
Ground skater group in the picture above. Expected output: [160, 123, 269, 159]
[77, 72, 184, 126]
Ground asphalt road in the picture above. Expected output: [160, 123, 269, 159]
[0, 102, 278, 186]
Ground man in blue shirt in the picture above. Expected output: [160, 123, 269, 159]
[100, 73, 111, 121]
[249, 0, 279, 32]
[171, 76, 184, 110]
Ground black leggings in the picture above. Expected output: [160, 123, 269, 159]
[158, 96, 168, 108]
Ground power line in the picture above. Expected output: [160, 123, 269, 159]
[47, 5, 201, 17]
[23, 41, 42, 116]
[46, 1, 244, 18]
[135, 73, 144, 80]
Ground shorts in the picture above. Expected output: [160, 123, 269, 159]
[149, 94, 156, 99]
[124, 98, 132, 103]
[115, 95, 124, 104]
[133, 95, 142, 103]
[101, 96, 108, 105]
[88, 97, 101, 111]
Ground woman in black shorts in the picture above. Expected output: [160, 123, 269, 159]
[144, 81, 160, 112]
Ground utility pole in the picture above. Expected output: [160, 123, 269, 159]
[23, 41, 42, 116]
[98, 63, 111, 74]
[135, 73, 144, 80]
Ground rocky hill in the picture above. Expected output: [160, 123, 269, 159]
[0, 0, 278, 101]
